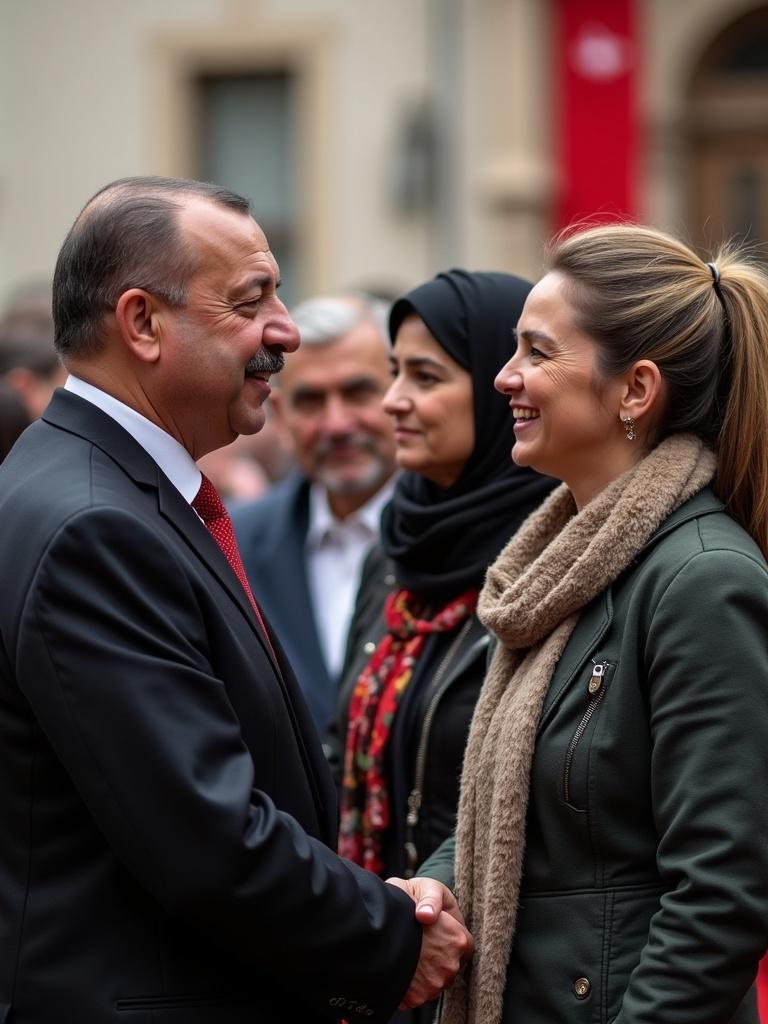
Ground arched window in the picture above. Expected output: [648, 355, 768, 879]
[687, 6, 768, 253]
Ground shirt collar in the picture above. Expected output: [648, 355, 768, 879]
[306, 475, 396, 548]
[65, 375, 202, 503]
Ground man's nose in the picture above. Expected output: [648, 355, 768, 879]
[264, 304, 301, 353]
[322, 393, 356, 434]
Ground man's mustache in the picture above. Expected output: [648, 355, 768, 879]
[315, 433, 379, 459]
[245, 349, 285, 376]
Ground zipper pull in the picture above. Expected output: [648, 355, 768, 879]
[588, 661, 608, 696]
[406, 788, 422, 827]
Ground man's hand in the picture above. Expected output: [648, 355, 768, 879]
[386, 876, 473, 1009]
[385, 876, 465, 926]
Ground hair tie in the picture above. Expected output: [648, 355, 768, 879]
[706, 261, 727, 314]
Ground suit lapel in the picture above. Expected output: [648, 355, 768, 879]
[44, 389, 280, 672]
[44, 389, 332, 831]
[155, 475, 282, 669]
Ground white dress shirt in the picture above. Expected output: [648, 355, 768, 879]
[305, 479, 394, 680]
[64, 375, 202, 502]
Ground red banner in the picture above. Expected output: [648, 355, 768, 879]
[555, 0, 639, 229]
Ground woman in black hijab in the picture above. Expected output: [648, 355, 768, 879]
[337, 271, 556, 897]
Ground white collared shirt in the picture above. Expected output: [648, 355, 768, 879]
[65, 375, 202, 503]
[305, 479, 394, 680]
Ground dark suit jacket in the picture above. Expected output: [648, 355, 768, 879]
[0, 391, 420, 1024]
[232, 473, 335, 732]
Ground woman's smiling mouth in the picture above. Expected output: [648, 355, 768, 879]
[512, 406, 540, 427]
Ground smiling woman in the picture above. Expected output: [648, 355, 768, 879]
[418, 225, 768, 1024]
[496, 270, 655, 508]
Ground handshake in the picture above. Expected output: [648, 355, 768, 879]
[386, 877, 474, 1010]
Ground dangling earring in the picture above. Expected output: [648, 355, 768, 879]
[621, 415, 636, 442]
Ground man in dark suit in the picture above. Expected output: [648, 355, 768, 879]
[0, 176, 470, 1023]
[233, 293, 397, 737]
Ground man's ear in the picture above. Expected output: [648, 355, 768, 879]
[114, 289, 164, 363]
[619, 359, 664, 425]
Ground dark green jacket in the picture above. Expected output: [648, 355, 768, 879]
[421, 489, 768, 1023]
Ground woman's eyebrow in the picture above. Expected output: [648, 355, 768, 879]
[519, 328, 555, 346]
[401, 356, 446, 370]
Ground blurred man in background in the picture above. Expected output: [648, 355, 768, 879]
[233, 294, 397, 735]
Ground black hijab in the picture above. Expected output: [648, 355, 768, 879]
[380, 269, 557, 598]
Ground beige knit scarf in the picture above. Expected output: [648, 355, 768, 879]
[441, 435, 716, 1024]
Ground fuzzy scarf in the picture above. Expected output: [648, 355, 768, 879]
[441, 435, 716, 1024]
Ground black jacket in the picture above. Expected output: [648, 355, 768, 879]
[0, 391, 420, 1024]
[337, 545, 489, 880]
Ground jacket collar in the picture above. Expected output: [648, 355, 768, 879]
[44, 387, 160, 486]
[636, 485, 723, 559]
[445, 616, 489, 685]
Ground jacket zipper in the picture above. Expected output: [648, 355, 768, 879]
[404, 618, 475, 877]
[562, 660, 609, 806]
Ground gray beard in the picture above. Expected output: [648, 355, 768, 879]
[316, 455, 392, 498]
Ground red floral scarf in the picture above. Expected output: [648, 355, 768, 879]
[338, 587, 478, 875]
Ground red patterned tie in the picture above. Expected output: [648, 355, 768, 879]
[192, 474, 277, 662]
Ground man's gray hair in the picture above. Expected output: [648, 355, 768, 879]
[290, 294, 390, 350]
